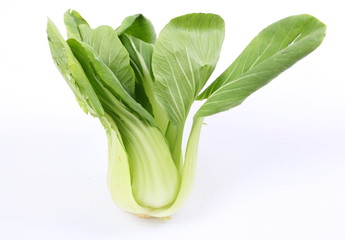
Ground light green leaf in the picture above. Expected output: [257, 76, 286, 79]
[64, 9, 89, 40]
[152, 13, 225, 127]
[64, 10, 136, 96]
[82, 26, 136, 96]
[195, 14, 326, 118]
[116, 14, 156, 43]
[47, 19, 104, 117]
[67, 38, 156, 125]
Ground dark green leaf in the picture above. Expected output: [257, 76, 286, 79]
[116, 14, 156, 43]
[119, 34, 154, 114]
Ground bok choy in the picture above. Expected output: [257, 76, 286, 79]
[47, 10, 325, 218]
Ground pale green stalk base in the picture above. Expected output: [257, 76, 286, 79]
[106, 117, 204, 217]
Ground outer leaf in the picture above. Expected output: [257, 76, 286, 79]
[67, 38, 156, 125]
[152, 13, 225, 127]
[64, 9, 89, 40]
[195, 14, 326, 118]
[116, 14, 156, 43]
[47, 19, 104, 116]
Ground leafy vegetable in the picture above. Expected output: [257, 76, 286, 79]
[47, 10, 326, 218]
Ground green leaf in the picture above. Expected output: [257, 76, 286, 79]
[64, 9, 89, 40]
[116, 14, 156, 43]
[67, 38, 156, 125]
[119, 34, 154, 112]
[82, 26, 136, 96]
[120, 34, 170, 132]
[64, 10, 136, 96]
[195, 14, 326, 118]
[152, 13, 225, 127]
[119, 34, 154, 84]
[47, 19, 104, 117]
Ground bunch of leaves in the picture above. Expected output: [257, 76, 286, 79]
[47, 10, 325, 217]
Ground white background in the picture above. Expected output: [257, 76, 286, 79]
[0, 0, 344, 239]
